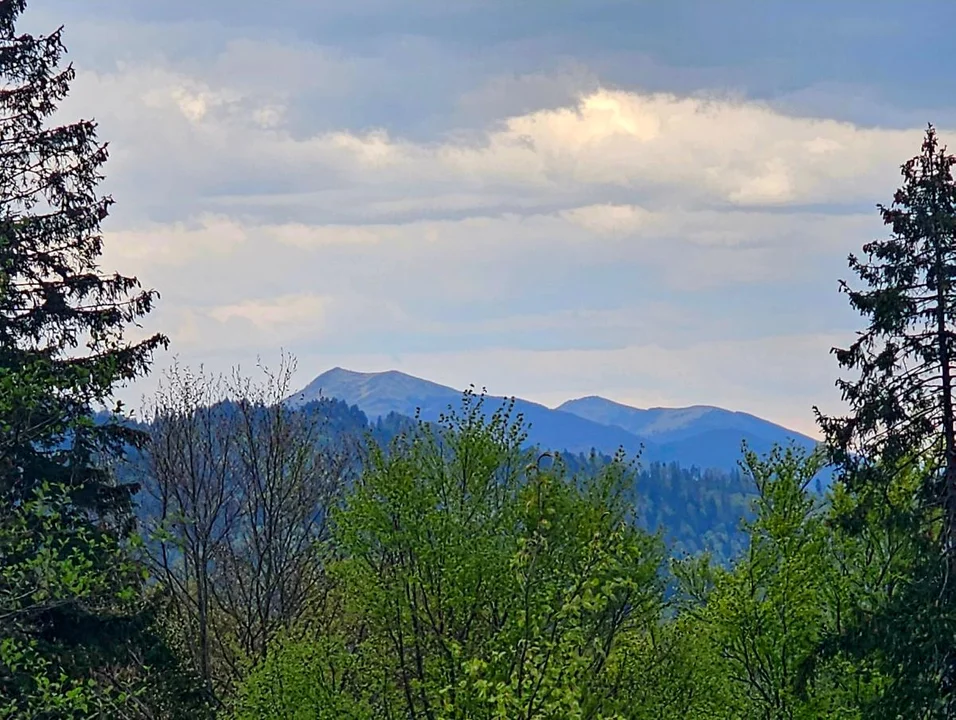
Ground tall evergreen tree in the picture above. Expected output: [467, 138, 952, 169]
[0, 2, 201, 715]
[815, 126, 956, 717]
[815, 125, 956, 543]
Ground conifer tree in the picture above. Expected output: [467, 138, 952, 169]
[0, 1, 200, 715]
[815, 125, 956, 717]
[816, 125, 956, 547]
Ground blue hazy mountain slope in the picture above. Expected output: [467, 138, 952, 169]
[557, 396, 811, 443]
[291, 368, 823, 472]
[656, 429, 803, 472]
[559, 395, 820, 463]
[291, 367, 462, 420]
[290, 368, 654, 458]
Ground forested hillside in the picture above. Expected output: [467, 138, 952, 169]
[113, 395, 759, 565]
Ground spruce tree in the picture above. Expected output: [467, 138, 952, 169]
[815, 125, 956, 717]
[816, 125, 956, 544]
[0, 2, 201, 715]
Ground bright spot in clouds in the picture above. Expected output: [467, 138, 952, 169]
[34, 0, 956, 438]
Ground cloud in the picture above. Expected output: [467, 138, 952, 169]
[143, 294, 330, 359]
[103, 215, 247, 266]
[34, 9, 955, 435]
[208, 293, 328, 330]
[66, 54, 939, 231]
[241, 206, 878, 295]
[332, 89, 925, 207]
[562, 204, 650, 235]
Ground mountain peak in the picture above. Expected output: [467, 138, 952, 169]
[290, 367, 462, 418]
[290, 367, 821, 474]
[319, 367, 397, 379]
[559, 395, 723, 414]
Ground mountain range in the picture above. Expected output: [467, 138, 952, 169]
[290, 368, 823, 474]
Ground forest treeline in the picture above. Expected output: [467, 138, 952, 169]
[3, 2, 956, 717]
[109, 371, 758, 567]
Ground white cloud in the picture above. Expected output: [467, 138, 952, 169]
[241, 206, 878, 294]
[150, 294, 331, 356]
[294, 88, 928, 207]
[562, 204, 650, 235]
[50, 37, 950, 434]
[262, 223, 384, 248]
[103, 215, 247, 266]
[97, 204, 875, 369]
[208, 292, 328, 330]
[66, 55, 945, 228]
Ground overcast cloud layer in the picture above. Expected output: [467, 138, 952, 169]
[23, 1, 956, 436]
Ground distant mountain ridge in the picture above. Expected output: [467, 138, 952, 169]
[113, 385, 762, 564]
[290, 367, 823, 474]
[558, 396, 791, 442]
[291, 368, 652, 459]
[557, 395, 818, 471]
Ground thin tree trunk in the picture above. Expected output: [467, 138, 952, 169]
[932, 142, 956, 565]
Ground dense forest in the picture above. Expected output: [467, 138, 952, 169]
[108, 385, 757, 566]
[4, 2, 956, 718]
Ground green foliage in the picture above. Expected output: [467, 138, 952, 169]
[0, 481, 210, 717]
[0, 484, 136, 716]
[603, 615, 738, 719]
[237, 390, 667, 719]
[815, 125, 956, 716]
[698, 446, 843, 717]
[815, 125, 956, 534]
[659, 444, 897, 719]
[816, 455, 948, 719]
[233, 631, 374, 720]
[235, 419, 910, 720]
[561, 452, 756, 563]
[0, 2, 206, 715]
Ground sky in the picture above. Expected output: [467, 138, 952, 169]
[21, 0, 956, 437]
